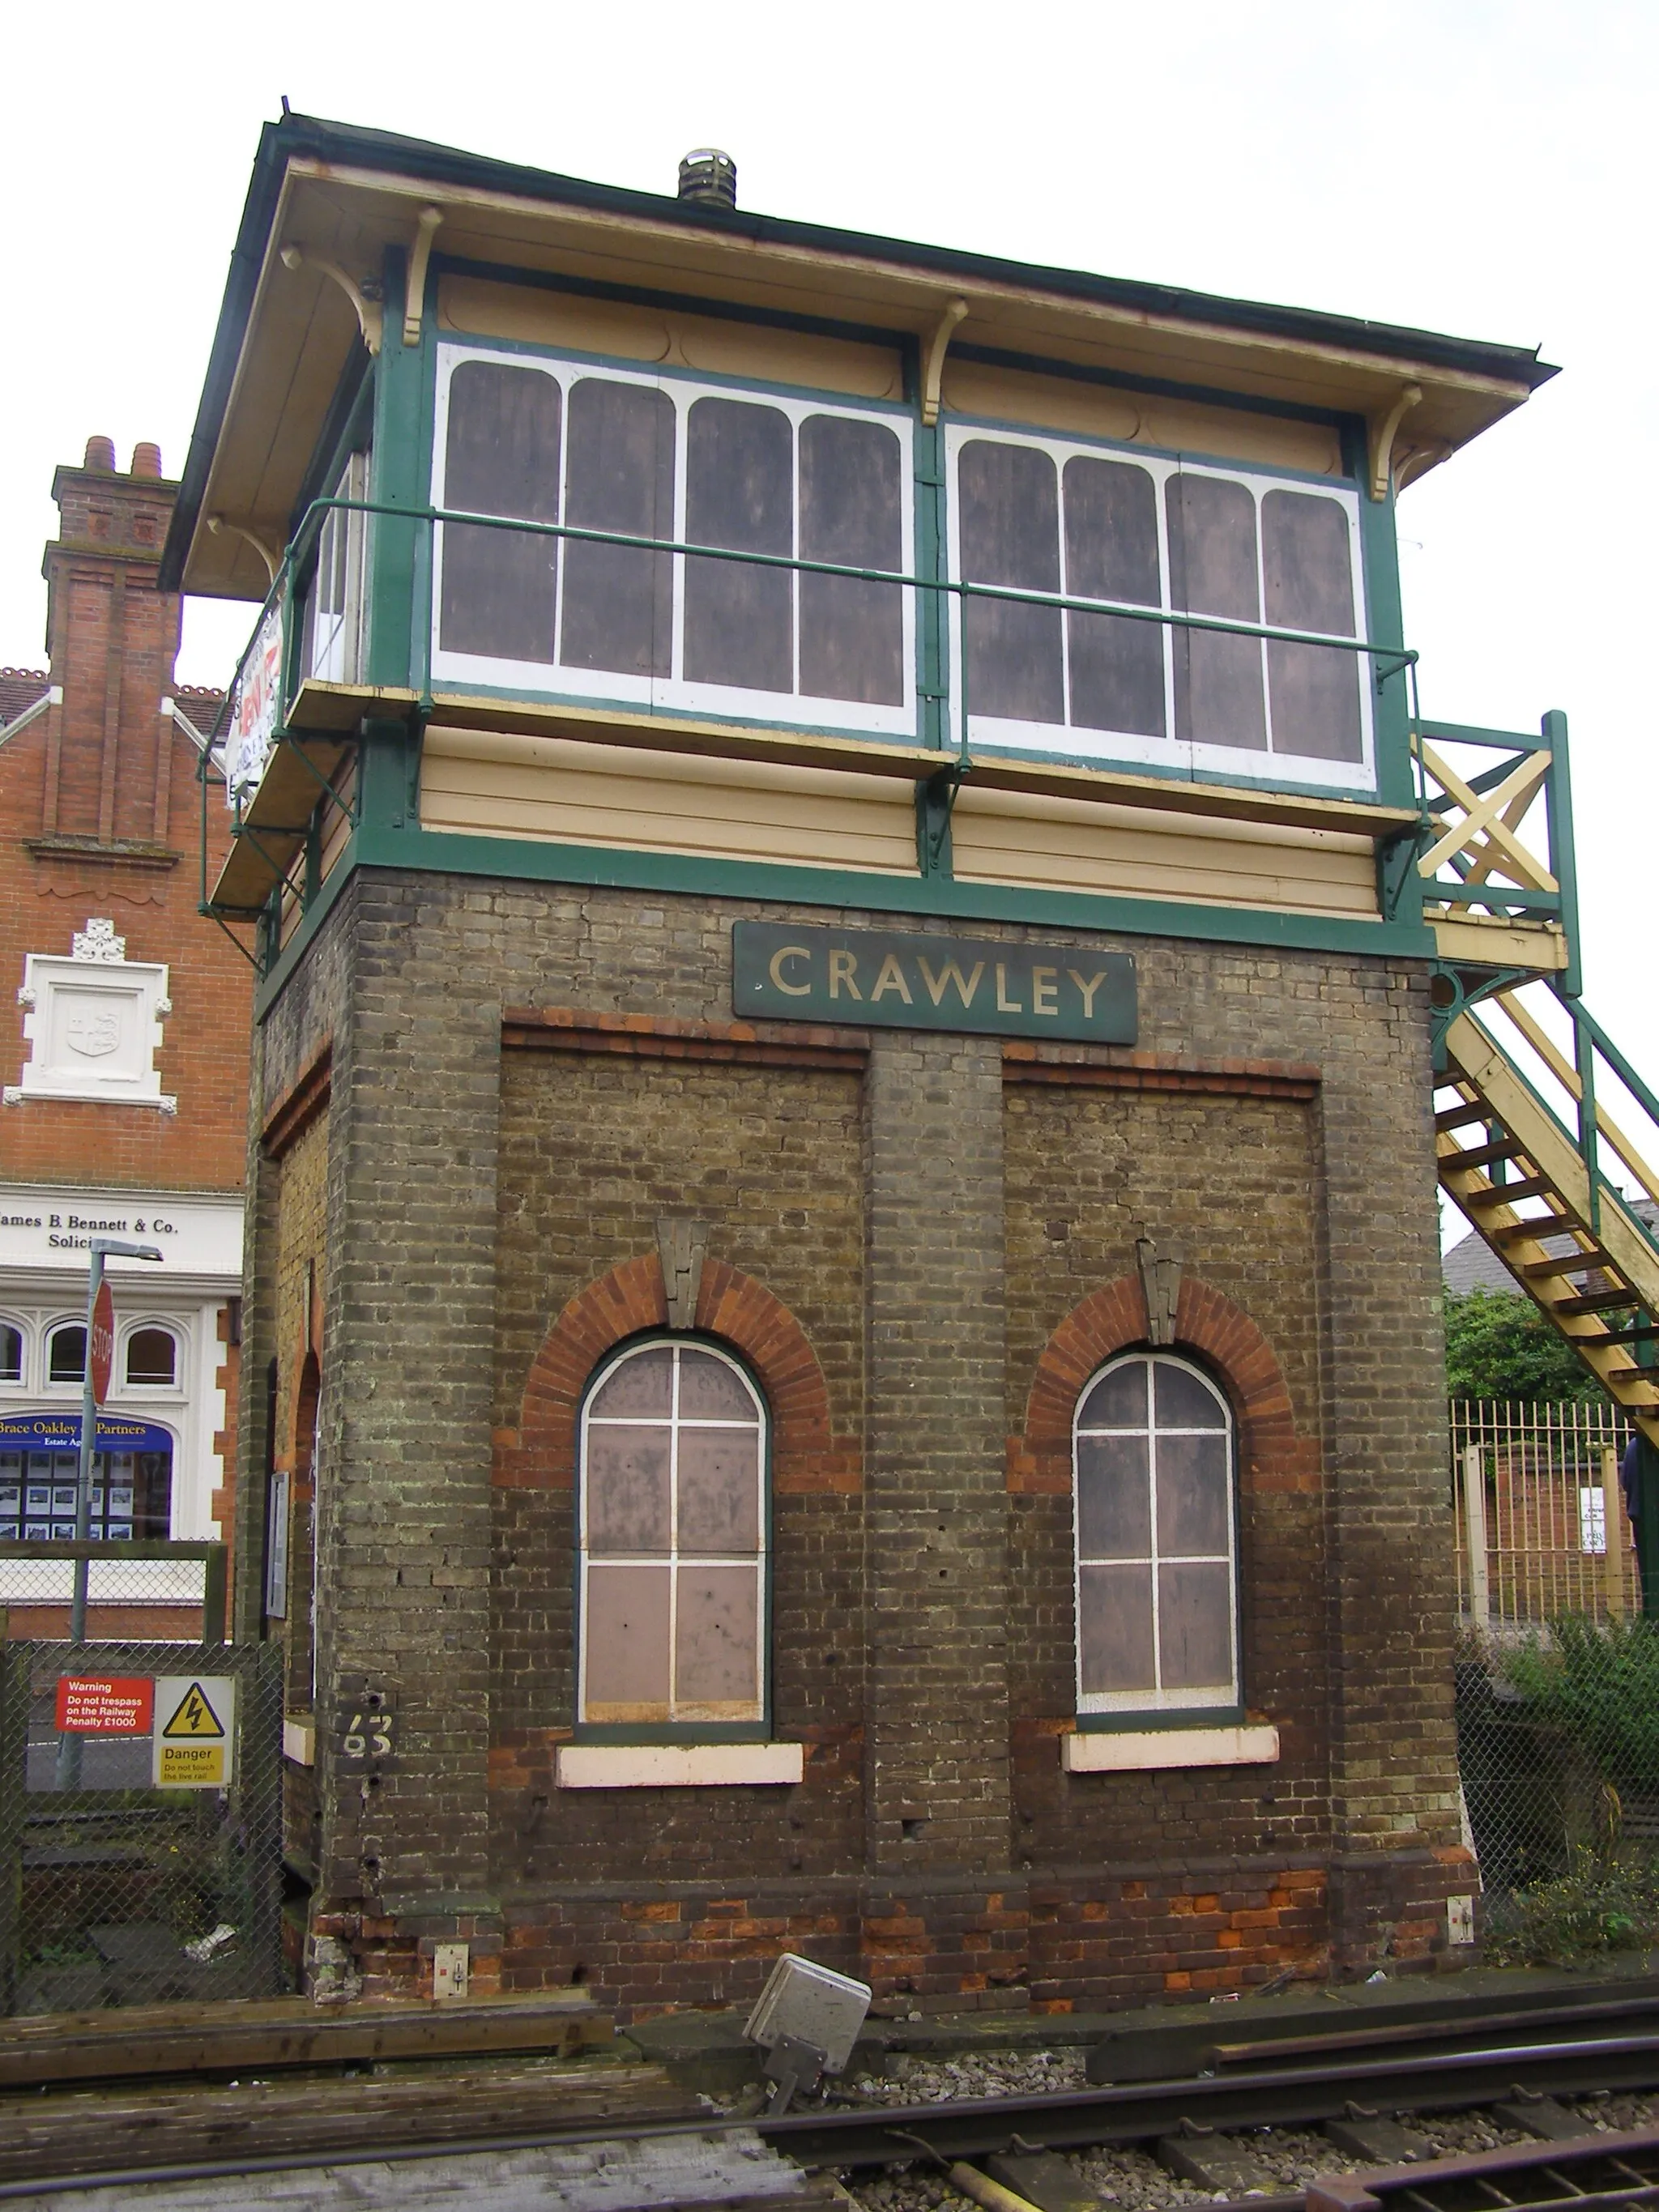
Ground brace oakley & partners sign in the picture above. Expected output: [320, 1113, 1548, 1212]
[732, 922, 1136, 1045]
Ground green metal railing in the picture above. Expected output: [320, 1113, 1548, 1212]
[210, 490, 1416, 777]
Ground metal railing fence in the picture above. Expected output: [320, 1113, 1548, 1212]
[1452, 1400, 1640, 1629]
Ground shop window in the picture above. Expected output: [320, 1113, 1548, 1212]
[950, 428, 1368, 787]
[1, 1438, 171, 1541]
[48, 1324, 86, 1385]
[1073, 1352, 1239, 1716]
[125, 1327, 177, 1387]
[578, 1338, 767, 1728]
[0, 1322, 20, 1383]
[433, 348, 914, 736]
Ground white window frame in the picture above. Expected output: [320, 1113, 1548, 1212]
[0, 1314, 24, 1387]
[121, 1319, 186, 1395]
[45, 1316, 88, 1391]
[944, 421, 1375, 795]
[431, 341, 919, 742]
[302, 452, 370, 686]
[1073, 1351, 1241, 1719]
[577, 1336, 769, 1732]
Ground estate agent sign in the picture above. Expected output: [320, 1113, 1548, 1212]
[733, 922, 1136, 1045]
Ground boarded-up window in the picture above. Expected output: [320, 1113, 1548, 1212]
[1074, 1352, 1239, 1715]
[579, 1340, 766, 1726]
[951, 431, 1366, 780]
[434, 347, 913, 731]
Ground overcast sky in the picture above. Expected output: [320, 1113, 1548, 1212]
[2, 0, 1651, 1105]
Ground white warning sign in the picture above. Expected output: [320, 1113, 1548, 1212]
[151, 1675, 237, 1789]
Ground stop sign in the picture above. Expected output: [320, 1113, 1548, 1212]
[89, 1278, 114, 1408]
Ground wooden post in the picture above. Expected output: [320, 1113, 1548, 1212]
[1463, 1443, 1491, 1632]
[1603, 1444, 1628, 1620]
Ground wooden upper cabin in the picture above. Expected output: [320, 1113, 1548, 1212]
[162, 113, 1564, 983]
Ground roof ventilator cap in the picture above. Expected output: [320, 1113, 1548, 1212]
[678, 148, 736, 209]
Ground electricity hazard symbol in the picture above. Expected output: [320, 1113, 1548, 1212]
[151, 1675, 236, 1789]
[164, 1683, 225, 1737]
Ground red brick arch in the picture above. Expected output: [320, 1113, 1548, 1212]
[493, 1252, 858, 1494]
[1009, 1272, 1318, 1497]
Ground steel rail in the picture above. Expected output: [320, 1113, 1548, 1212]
[4, 2028, 1659, 2198]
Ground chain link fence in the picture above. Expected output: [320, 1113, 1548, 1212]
[0, 1630, 283, 2015]
[1451, 1403, 1659, 1965]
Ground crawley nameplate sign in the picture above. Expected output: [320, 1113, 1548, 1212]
[732, 922, 1136, 1045]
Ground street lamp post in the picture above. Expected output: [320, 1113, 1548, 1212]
[54, 1237, 163, 1791]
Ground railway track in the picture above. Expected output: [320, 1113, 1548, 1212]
[3, 1999, 1659, 2206]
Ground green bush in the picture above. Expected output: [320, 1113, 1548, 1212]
[1445, 1286, 1610, 1404]
[1502, 1614, 1659, 1800]
[1483, 1844, 1659, 1967]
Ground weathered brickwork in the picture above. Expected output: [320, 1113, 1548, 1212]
[1005, 1085, 1331, 1875]
[245, 871, 1464, 2010]
[491, 1049, 867, 1886]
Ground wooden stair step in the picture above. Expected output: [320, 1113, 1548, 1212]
[1443, 1137, 1525, 1173]
[1556, 1287, 1642, 1316]
[1596, 1321, 1659, 1347]
[1493, 1214, 1579, 1246]
[1464, 1174, 1558, 1207]
[1524, 1250, 1610, 1281]
[1436, 1102, 1488, 1133]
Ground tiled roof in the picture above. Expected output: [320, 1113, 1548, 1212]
[0, 667, 49, 727]
[1444, 1199, 1659, 1296]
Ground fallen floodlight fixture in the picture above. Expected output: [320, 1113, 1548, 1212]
[744, 1952, 873, 2112]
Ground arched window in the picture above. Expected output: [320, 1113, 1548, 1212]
[125, 1327, 177, 1387]
[0, 1320, 21, 1384]
[48, 1323, 86, 1385]
[1073, 1352, 1239, 1717]
[578, 1338, 767, 1729]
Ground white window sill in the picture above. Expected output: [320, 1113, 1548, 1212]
[1062, 1723, 1280, 1773]
[555, 1742, 804, 1789]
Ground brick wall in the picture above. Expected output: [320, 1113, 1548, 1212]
[246, 872, 1467, 2010]
[0, 441, 250, 1193]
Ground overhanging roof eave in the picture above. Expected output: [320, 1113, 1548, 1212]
[162, 109, 1561, 593]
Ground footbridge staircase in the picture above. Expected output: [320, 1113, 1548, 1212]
[1402, 713, 1659, 1446]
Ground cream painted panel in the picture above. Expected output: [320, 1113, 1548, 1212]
[419, 726, 917, 875]
[940, 358, 1342, 475]
[951, 786, 1378, 917]
[437, 275, 901, 397]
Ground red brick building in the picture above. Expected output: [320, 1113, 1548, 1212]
[0, 435, 250, 1636]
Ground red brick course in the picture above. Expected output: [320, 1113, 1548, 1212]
[494, 1249, 859, 1497]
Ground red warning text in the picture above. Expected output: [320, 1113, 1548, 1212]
[54, 1676, 154, 1734]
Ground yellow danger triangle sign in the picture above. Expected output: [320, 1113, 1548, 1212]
[162, 1681, 227, 1739]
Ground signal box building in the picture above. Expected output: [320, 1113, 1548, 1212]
[165, 113, 1638, 2011]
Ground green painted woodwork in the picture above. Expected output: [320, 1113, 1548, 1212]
[1541, 710, 1583, 999]
[1345, 419, 1414, 812]
[254, 816, 1436, 1020]
[366, 250, 426, 693]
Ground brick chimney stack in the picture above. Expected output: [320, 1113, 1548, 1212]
[38, 437, 184, 850]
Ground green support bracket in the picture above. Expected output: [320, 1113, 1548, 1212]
[1377, 821, 1427, 924]
[915, 765, 963, 878]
